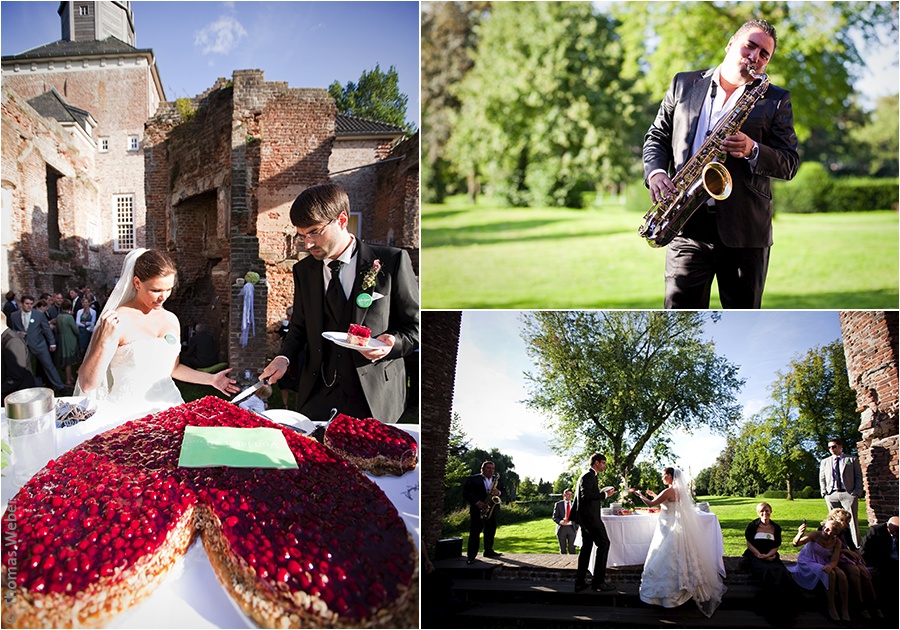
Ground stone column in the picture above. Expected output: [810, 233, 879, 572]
[421, 311, 462, 555]
[839, 311, 899, 524]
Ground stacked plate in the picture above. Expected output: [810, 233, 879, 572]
[697, 501, 710, 512]
[601, 507, 613, 516]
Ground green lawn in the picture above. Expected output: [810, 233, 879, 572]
[451, 496, 869, 557]
[421, 196, 899, 309]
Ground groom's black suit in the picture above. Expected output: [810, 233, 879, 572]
[575, 466, 610, 588]
[643, 68, 799, 307]
[279, 240, 419, 423]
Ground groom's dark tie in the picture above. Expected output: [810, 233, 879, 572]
[326, 260, 345, 318]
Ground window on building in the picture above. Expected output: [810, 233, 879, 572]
[99, 137, 109, 152]
[79, 5, 89, 16]
[348, 212, 362, 238]
[127, 136, 139, 152]
[47, 166, 62, 250]
[114, 194, 135, 251]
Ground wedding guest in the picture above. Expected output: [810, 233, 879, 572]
[2, 291, 18, 319]
[238, 384, 272, 415]
[55, 299, 79, 387]
[790, 517, 850, 621]
[552, 489, 578, 554]
[823, 508, 882, 619]
[180, 322, 218, 369]
[8, 295, 65, 392]
[819, 437, 863, 547]
[75, 296, 96, 358]
[1, 311, 35, 399]
[859, 515, 898, 604]
[741, 502, 800, 622]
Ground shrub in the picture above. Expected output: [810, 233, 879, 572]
[761, 489, 788, 499]
[774, 162, 833, 214]
[774, 162, 898, 213]
[797, 485, 817, 499]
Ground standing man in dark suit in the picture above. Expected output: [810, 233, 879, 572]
[860, 515, 898, 601]
[462, 461, 505, 564]
[2, 311, 35, 399]
[574, 453, 617, 592]
[643, 19, 799, 309]
[553, 489, 579, 554]
[819, 437, 864, 547]
[8, 295, 65, 392]
[260, 183, 419, 423]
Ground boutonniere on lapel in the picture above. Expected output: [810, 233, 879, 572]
[355, 260, 382, 309]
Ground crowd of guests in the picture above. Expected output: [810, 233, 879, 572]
[2, 286, 224, 402]
[2, 287, 105, 399]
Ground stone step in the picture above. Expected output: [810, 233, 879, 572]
[444, 601, 855, 629]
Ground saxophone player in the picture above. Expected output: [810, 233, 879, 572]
[463, 461, 506, 564]
[643, 19, 799, 309]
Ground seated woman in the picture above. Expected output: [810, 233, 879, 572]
[826, 508, 882, 619]
[788, 517, 850, 622]
[741, 502, 800, 622]
[75, 248, 239, 419]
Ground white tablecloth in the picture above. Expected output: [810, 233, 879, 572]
[587, 511, 726, 575]
[1, 399, 420, 628]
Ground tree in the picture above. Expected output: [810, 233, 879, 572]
[851, 94, 900, 176]
[421, 1, 488, 202]
[613, 1, 897, 143]
[447, 1, 636, 207]
[521, 311, 745, 483]
[328, 64, 413, 133]
[787, 339, 860, 453]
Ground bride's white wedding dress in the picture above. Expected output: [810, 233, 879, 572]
[104, 337, 183, 418]
[639, 472, 726, 617]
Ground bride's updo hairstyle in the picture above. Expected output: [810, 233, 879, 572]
[133, 249, 177, 282]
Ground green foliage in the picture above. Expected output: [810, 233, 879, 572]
[797, 485, 817, 499]
[761, 490, 789, 499]
[520, 311, 744, 483]
[175, 97, 197, 122]
[447, 1, 636, 207]
[850, 94, 900, 176]
[328, 64, 413, 134]
[775, 162, 899, 213]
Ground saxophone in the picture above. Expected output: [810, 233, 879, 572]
[481, 474, 501, 520]
[638, 68, 771, 247]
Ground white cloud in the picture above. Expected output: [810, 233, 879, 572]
[195, 15, 248, 55]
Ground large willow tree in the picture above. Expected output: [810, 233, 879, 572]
[520, 311, 744, 479]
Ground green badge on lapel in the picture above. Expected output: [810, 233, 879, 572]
[165, 333, 177, 345]
[356, 293, 373, 308]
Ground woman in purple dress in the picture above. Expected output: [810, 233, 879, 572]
[788, 517, 850, 621]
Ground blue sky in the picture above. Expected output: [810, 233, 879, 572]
[1, 1, 420, 128]
[452, 310, 844, 484]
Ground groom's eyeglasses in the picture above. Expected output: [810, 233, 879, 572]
[297, 218, 336, 242]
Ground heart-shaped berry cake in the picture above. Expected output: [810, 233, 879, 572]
[1, 396, 417, 628]
[324, 414, 418, 476]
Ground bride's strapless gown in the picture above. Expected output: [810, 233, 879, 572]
[639, 502, 725, 615]
[105, 337, 184, 418]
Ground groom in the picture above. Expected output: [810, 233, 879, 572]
[261, 183, 419, 423]
[574, 453, 617, 592]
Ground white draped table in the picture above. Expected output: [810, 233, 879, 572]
[1, 398, 420, 628]
[587, 511, 726, 575]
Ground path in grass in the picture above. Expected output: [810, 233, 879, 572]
[422, 197, 899, 309]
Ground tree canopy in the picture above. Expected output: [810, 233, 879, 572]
[328, 63, 414, 133]
[520, 311, 745, 483]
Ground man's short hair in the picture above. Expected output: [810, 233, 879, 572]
[289, 183, 350, 228]
[590, 453, 606, 466]
[481, 460, 495, 470]
[829, 437, 844, 447]
[735, 19, 777, 51]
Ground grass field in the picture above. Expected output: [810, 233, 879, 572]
[421, 196, 899, 309]
[447, 496, 869, 557]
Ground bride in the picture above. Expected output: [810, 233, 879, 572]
[75, 248, 238, 418]
[633, 467, 727, 617]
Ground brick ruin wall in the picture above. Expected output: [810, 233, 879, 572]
[373, 132, 420, 273]
[839, 311, 899, 524]
[1, 87, 99, 295]
[3, 64, 155, 288]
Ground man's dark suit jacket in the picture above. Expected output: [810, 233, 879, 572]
[279, 241, 419, 423]
[9, 309, 55, 355]
[860, 522, 897, 569]
[463, 473, 505, 518]
[2, 328, 35, 399]
[181, 331, 219, 369]
[574, 468, 603, 530]
[643, 68, 799, 248]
